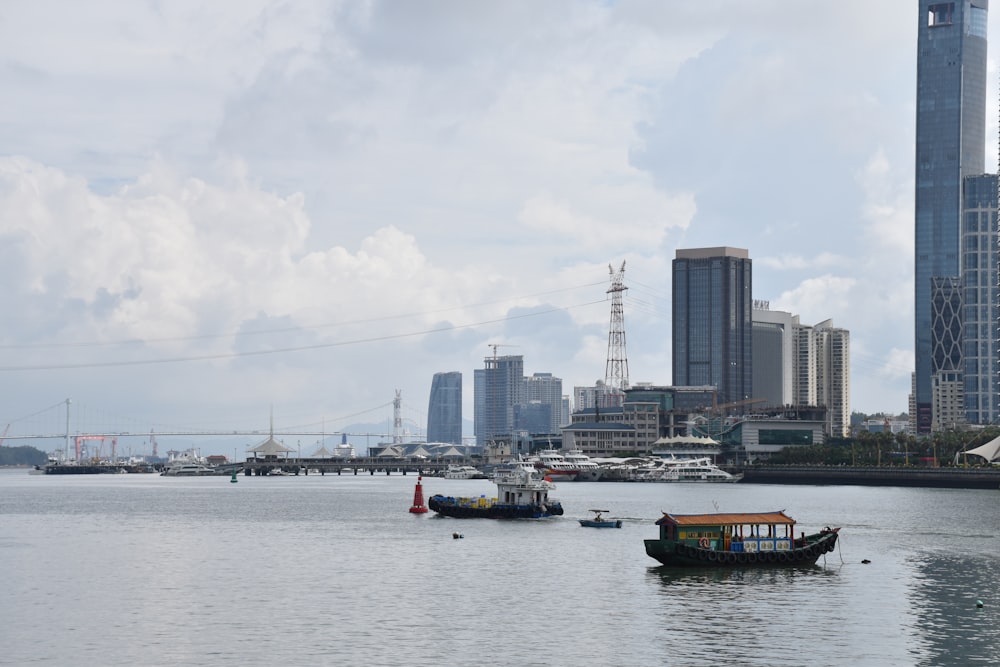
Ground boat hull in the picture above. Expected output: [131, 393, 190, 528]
[428, 495, 563, 519]
[644, 530, 839, 567]
[579, 519, 622, 528]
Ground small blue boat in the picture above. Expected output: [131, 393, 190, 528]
[579, 509, 622, 528]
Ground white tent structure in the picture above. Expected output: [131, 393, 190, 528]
[961, 435, 1000, 463]
[248, 436, 294, 460]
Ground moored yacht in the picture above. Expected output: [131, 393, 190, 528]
[533, 450, 579, 482]
[443, 465, 488, 479]
[632, 457, 742, 483]
[561, 450, 604, 481]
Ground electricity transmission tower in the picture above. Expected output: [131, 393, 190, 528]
[604, 261, 630, 400]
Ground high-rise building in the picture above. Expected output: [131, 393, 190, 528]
[791, 319, 851, 438]
[960, 174, 999, 425]
[672, 247, 752, 407]
[930, 276, 965, 430]
[914, 0, 989, 433]
[752, 303, 796, 407]
[523, 372, 564, 433]
[474, 354, 524, 446]
[427, 371, 462, 444]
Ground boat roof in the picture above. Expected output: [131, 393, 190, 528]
[655, 510, 795, 526]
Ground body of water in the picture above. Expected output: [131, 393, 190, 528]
[2, 469, 999, 666]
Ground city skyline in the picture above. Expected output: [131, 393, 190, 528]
[1, 2, 994, 445]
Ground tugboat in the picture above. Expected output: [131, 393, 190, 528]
[644, 510, 839, 567]
[428, 468, 563, 519]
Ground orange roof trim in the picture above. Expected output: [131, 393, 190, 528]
[657, 511, 795, 526]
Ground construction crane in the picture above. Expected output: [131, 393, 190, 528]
[0, 424, 8, 447]
[487, 343, 518, 359]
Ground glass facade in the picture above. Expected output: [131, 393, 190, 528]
[914, 0, 989, 433]
[672, 248, 752, 407]
[961, 174, 999, 424]
[427, 371, 462, 444]
[473, 355, 524, 446]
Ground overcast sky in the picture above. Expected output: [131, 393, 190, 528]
[1, 1, 995, 451]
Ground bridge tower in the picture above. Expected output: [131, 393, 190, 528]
[393, 390, 403, 444]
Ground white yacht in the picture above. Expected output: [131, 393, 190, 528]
[532, 450, 579, 482]
[632, 457, 742, 483]
[443, 464, 487, 480]
[161, 462, 218, 477]
[491, 458, 540, 483]
[561, 450, 604, 481]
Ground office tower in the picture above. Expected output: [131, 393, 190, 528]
[960, 174, 999, 425]
[427, 371, 462, 444]
[914, 0, 988, 433]
[523, 372, 564, 433]
[474, 354, 524, 446]
[672, 247, 752, 407]
[752, 303, 796, 407]
[930, 276, 964, 431]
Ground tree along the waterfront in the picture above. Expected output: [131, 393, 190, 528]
[766, 428, 1000, 467]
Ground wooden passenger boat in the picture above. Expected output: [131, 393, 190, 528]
[644, 510, 839, 567]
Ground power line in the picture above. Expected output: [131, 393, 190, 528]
[0, 281, 606, 351]
[0, 299, 606, 372]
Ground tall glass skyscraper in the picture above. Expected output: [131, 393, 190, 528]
[914, 0, 989, 433]
[961, 174, 999, 425]
[473, 355, 524, 446]
[427, 371, 462, 444]
[672, 247, 752, 407]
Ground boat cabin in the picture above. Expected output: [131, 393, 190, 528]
[655, 511, 799, 553]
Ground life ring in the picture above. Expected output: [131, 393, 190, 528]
[698, 537, 710, 549]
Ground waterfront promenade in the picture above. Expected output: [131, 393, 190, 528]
[736, 464, 1000, 489]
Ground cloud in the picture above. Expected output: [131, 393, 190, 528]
[0, 2, 976, 446]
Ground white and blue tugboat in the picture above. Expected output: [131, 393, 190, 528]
[428, 467, 563, 519]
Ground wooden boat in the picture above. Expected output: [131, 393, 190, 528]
[579, 509, 622, 528]
[644, 510, 839, 567]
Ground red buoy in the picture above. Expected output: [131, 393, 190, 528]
[409, 475, 428, 514]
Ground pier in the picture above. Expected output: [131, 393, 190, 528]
[228, 457, 454, 477]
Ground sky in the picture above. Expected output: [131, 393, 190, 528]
[1, 1, 997, 453]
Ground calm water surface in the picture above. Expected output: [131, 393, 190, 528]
[2, 469, 999, 666]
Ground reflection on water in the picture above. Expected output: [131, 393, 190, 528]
[3, 472, 1000, 666]
[907, 552, 1000, 666]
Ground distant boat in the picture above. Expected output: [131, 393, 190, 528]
[532, 449, 580, 482]
[562, 450, 604, 481]
[579, 509, 622, 528]
[442, 464, 488, 480]
[161, 463, 218, 477]
[428, 467, 563, 519]
[632, 457, 742, 483]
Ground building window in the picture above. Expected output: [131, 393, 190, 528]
[928, 4, 954, 27]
